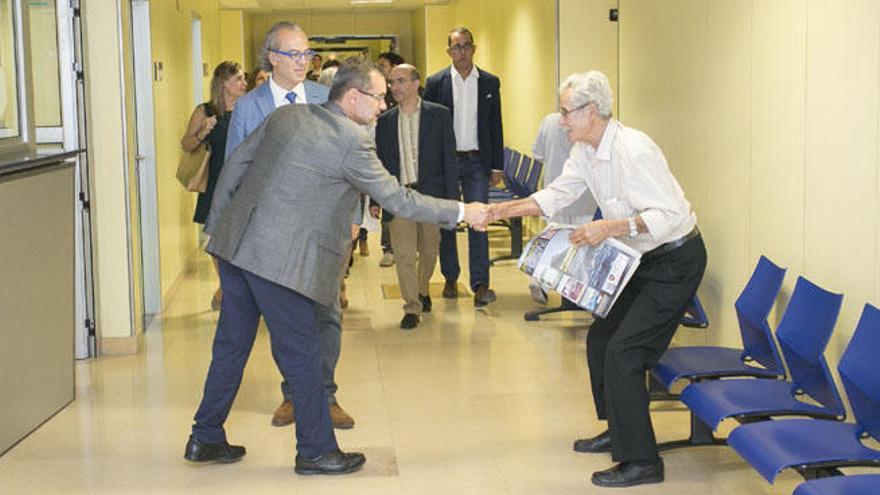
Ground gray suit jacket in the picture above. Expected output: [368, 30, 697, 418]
[205, 102, 461, 307]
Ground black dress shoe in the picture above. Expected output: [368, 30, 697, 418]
[473, 285, 496, 307]
[442, 279, 458, 298]
[573, 429, 612, 453]
[183, 435, 246, 463]
[400, 313, 419, 329]
[294, 449, 366, 475]
[591, 459, 664, 488]
[419, 294, 432, 313]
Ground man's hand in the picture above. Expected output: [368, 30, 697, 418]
[369, 205, 381, 219]
[487, 203, 505, 224]
[569, 220, 613, 246]
[490, 170, 504, 187]
[350, 224, 361, 241]
[463, 202, 490, 231]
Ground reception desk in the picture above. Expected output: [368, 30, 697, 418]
[0, 150, 79, 455]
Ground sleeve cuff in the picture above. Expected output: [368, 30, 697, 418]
[457, 202, 465, 223]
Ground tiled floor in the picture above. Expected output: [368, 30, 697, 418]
[0, 231, 803, 494]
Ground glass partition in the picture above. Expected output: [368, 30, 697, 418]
[0, 0, 21, 139]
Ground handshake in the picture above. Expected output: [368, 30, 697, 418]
[463, 202, 503, 231]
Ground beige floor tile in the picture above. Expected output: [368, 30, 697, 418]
[0, 233, 792, 494]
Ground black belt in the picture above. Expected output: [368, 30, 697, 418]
[455, 150, 479, 159]
[642, 227, 700, 261]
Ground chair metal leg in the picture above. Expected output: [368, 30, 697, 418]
[490, 217, 523, 265]
[648, 373, 680, 401]
[657, 413, 727, 451]
[524, 298, 584, 321]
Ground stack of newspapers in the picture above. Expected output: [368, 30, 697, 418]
[518, 224, 641, 318]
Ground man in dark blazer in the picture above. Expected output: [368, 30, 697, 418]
[423, 26, 504, 307]
[373, 64, 458, 329]
[184, 58, 490, 475]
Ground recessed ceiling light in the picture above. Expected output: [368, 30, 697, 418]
[350, 0, 393, 4]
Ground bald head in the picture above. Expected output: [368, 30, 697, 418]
[389, 64, 421, 109]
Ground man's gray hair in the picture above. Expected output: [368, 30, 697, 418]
[395, 63, 421, 82]
[560, 70, 613, 118]
[260, 21, 303, 72]
[328, 57, 380, 102]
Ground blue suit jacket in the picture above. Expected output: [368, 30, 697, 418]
[225, 79, 330, 160]
[423, 66, 504, 176]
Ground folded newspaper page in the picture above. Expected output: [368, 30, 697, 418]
[518, 224, 641, 318]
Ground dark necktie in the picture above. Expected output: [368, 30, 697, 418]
[285, 91, 297, 104]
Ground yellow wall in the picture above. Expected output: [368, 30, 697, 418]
[411, 7, 427, 78]
[219, 10, 246, 69]
[150, 0, 222, 300]
[29, 2, 62, 127]
[248, 11, 414, 69]
[615, 0, 880, 362]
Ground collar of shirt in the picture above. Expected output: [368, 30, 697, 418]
[400, 97, 422, 116]
[594, 119, 620, 161]
[269, 75, 306, 108]
[450, 65, 479, 83]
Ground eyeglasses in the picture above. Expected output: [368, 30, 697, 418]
[357, 88, 386, 103]
[559, 102, 592, 118]
[449, 42, 474, 52]
[269, 48, 317, 62]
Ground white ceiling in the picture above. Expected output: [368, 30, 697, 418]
[218, 0, 449, 12]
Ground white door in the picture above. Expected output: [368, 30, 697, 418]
[131, 0, 161, 322]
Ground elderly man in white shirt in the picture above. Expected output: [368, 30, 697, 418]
[489, 71, 707, 488]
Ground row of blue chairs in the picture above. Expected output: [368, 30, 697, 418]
[487, 147, 545, 264]
[650, 255, 880, 495]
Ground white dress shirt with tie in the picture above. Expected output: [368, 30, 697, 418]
[269, 76, 306, 108]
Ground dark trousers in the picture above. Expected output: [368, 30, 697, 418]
[587, 235, 707, 462]
[439, 155, 490, 291]
[192, 259, 338, 458]
[280, 300, 340, 405]
[381, 220, 393, 254]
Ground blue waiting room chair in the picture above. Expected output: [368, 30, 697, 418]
[489, 150, 526, 264]
[793, 474, 880, 495]
[728, 303, 880, 482]
[665, 276, 844, 452]
[649, 255, 786, 407]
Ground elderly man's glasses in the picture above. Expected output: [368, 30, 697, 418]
[357, 88, 386, 103]
[559, 102, 592, 118]
[269, 48, 317, 62]
[449, 42, 474, 52]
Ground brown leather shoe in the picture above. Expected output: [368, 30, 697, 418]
[442, 279, 458, 298]
[271, 399, 295, 427]
[339, 281, 349, 309]
[329, 403, 355, 429]
[473, 284, 497, 307]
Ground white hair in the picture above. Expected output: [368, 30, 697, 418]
[559, 70, 613, 118]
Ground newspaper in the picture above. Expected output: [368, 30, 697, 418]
[518, 224, 641, 318]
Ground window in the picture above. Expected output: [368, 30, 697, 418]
[0, 0, 21, 140]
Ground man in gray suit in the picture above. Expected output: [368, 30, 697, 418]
[224, 21, 352, 430]
[183, 58, 490, 475]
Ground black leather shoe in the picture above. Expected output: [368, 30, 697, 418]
[473, 285, 496, 307]
[400, 313, 419, 330]
[591, 459, 664, 488]
[442, 279, 458, 298]
[183, 436, 246, 464]
[573, 429, 612, 453]
[419, 294, 432, 313]
[294, 449, 366, 475]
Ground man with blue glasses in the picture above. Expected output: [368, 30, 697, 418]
[221, 21, 354, 432]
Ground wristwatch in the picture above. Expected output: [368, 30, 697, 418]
[627, 217, 638, 238]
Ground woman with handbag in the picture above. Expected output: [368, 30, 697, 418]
[180, 61, 246, 310]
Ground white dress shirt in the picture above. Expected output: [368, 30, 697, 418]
[269, 76, 306, 108]
[450, 66, 479, 151]
[531, 119, 696, 253]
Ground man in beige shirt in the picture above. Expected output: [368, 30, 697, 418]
[374, 65, 459, 329]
